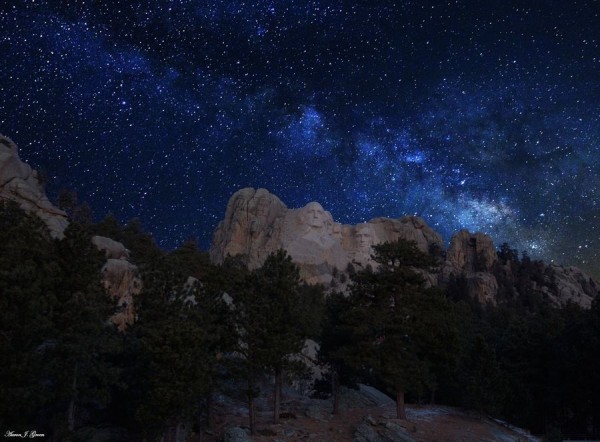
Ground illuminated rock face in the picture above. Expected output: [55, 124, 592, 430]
[93, 236, 141, 331]
[100, 258, 141, 332]
[211, 188, 598, 308]
[442, 230, 500, 304]
[0, 134, 68, 238]
[210, 187, 444, 285]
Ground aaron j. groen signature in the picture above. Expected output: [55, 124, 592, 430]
[4, 430, 45, 439]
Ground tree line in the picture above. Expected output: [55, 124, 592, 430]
[1, 200, 599, 441]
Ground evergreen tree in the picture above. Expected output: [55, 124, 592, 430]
[128, 243, 229, 440]
[464, 334, 504, 419]
[0, 202, 58, 429]
[0, 203, 121, 438]
[45, 222, 121, 438]
[56, 188, 93, 224]
[339, 239, 460, 419]
[319, 291, 358, 414]
[231, 250, 320, 431]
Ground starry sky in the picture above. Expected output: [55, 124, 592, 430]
[1, 0, 599, 277]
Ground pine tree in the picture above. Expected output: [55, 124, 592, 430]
[0, 201, 58, 429]
[319, 291, 357, 414]
[45, 222, 121, 438]
[0, 203, 121, 437]
[339, 239, 460, 419]
[130, 243, 229, 440]
[231, 250, 320, 431]
[464, 335, 504, 419]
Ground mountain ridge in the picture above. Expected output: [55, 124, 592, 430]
[210, 187, 598, 308]
[1, 135, 597, 308]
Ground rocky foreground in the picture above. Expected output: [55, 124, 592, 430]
[210, 386, 540, 442]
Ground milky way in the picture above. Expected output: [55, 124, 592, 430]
[1, 1, 598, 277]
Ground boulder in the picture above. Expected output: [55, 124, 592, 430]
[223, 427, 252, 442]
[353, 418, 381, 442]
[358, 384, 395, 407]
[353, 416, 416, 442]
[92, 235, 130, 259]
[382, 421, 416, 442]
[339, 385, 387, 411]
[0, 134, 68, 238]
[305, 399, 332, 420]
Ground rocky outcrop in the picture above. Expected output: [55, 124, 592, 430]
[442, 230, 499, 304]
[92, 235, 130, 260]
[444, 230, 497, 274]
[0, 135, 141, 328]
[546, 264, 597, 308]
[223, 427, 252, 442]
[0, 134, 68, 238]
[210, 188, 444, 285]
[210, 188, 598, 307]
[210, 188, 288, 265]
[353, 415, 416, 442]
[101, 259, 141, 331]
[94, 236, 141, 331]
[465, 272, 499, 305]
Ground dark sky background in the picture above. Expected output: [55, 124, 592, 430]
[1, 0, 598, 277]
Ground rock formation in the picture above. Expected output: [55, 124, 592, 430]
[92, 235, 130, 260]
[0, 135, 141, 330]
[545, 264, 596, 308]
[0, 134, 68, 238]
[444, 230, 497, 274]
[210, 188, 444, 285]
[442, 230, 499, 304]
[93, 235, 141, 331]
[211, 188, 598, 308]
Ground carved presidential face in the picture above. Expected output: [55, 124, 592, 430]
[355, 224, 374, 250]
[303, 202, 326, 229]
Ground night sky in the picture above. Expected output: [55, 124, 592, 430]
[1, 1, 598, 277]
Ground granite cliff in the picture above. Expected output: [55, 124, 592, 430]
[211, 188, 598, 307]
[210, 187, 444, 285]
[0, 134, 139, 329]
[0, 134, 68, 238]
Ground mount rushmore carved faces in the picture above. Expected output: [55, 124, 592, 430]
[303, 202, 327, 230]
[355, 223, 375, 251]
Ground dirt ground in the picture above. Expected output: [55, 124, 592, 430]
[208, 400, 540, 442]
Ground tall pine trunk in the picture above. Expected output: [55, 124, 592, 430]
[67, 363, 78, 432]
[429, 379, 438, 405]
[273, 367, 282, 424]
[332, 370, 340, 415]
[248, 396, 256, 435]
[206, 389, 213, 431]
[396, 385, 406, 420]
[248, 381, 256, 435]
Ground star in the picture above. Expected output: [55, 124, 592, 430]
[1, 0, 598, 278]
